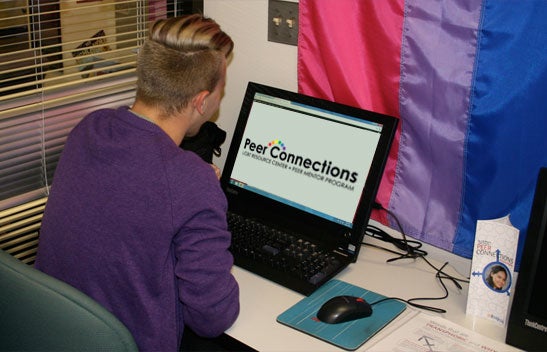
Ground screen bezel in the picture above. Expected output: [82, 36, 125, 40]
[220, 82, 398, 260]
[506, 167, 547, 350]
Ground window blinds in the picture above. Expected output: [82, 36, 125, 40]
[0, 0, 177, 210]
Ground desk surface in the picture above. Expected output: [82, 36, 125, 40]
[226, 225, 511, 351]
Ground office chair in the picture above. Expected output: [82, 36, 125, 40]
[0, 249, 138, 351]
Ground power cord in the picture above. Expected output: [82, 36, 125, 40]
[363, 202, 470, 314]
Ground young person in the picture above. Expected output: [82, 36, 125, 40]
[35, 14, 239, 351]
[486, 265, 508, 291]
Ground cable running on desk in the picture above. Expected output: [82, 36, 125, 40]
[363, 202, 470, 313]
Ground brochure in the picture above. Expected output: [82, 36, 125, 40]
[465, 215, 519, 326]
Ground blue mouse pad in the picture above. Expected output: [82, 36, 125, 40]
[277, 279, 406, 350]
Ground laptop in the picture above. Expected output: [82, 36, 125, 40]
[220, 82, 398, 295]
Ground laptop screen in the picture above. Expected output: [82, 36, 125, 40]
[221, 82, 397, 258]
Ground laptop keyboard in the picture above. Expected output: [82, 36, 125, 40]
[227, 212, 342, 294]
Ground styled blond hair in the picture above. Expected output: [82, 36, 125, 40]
[135, 14, 233, 117]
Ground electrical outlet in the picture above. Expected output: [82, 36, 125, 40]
[268, 0, 299, 46]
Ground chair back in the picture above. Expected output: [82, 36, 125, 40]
[0, 249, 138, 351]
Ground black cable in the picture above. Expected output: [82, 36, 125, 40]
[380, 203, 469, 286]
[363, 202, 470, 314]
[371, 298, 447, 314]
[366, 225, 427, 258]
[364, 260, 452, 314]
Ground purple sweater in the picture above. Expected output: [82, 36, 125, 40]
[35, 107, 239, 351]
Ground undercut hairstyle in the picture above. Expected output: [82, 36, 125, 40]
[135, 14, 234, 117]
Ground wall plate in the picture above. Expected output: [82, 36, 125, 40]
[268, 0, 299, 46]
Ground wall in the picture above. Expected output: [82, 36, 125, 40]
[204, 0, 298, 170]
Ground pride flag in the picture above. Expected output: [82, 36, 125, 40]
[298, 0, 547, 264]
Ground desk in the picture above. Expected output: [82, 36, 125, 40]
[225, 221, 511, 351]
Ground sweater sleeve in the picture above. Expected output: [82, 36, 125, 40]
[170, 159, 240, 337]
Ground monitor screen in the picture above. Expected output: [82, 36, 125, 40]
[221, 82, 398, 257]
[227, 91, 384, 228]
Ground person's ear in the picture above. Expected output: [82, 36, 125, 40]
[193, 90, 210, 115]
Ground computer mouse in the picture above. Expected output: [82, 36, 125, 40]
[316, 295, 373, 324]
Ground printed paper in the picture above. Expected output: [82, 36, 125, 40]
[365, 311, 521, 351]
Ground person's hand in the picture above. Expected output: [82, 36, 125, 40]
[210, 163, 221, 180]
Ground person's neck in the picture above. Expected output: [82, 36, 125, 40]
[130, 101, 189, 145]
